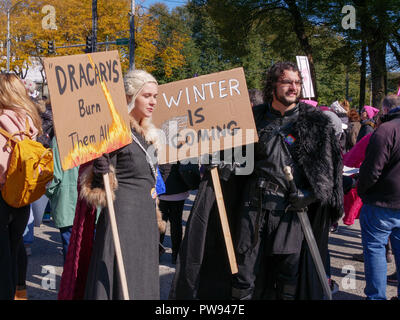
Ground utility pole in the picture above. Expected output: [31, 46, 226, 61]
[129, 0, 135, 70]
[92, 0, 98, 52]
[6, 0, 25, 72]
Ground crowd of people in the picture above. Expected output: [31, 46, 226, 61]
[0, 60, 399, 300]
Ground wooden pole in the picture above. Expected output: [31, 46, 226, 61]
[103, 173, 130, 300]
[210, 167, 238, 274]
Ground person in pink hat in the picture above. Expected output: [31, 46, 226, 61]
[356, 105, 380, 142]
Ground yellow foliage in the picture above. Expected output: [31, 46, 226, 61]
[0, 1, 189, 80]
[159, 31, 188, 78]
[135, 15, 159, 73]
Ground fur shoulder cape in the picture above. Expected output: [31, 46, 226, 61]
[292, 103, 344, 222]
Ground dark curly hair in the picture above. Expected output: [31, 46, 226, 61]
[263, 61, 303, 104]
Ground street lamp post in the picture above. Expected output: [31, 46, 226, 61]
[92, 0, 97, 52]
[6, 8, 10, 72]
[6, 0, 25, 73]
[129, 0, 135, 70]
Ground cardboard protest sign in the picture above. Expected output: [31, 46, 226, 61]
[152, 67, 258, 164]
[44, 51, 132, 171]
[296, 56, 315, 99]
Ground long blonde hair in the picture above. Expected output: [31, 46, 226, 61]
[0, 73, 42, 135]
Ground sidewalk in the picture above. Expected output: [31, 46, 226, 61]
[329, 220, 397, 299]
[24, 193, 197, 300]
[25, 198, 398, 300]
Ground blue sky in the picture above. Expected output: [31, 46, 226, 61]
[139, 0, 188, 10]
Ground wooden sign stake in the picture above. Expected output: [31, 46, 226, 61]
[210, 167, 238, 274]
[103, 173, 130, 300]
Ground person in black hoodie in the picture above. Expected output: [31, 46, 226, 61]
[358, 94, 400, 300]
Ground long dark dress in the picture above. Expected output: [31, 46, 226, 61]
[84, 130, 159, 300]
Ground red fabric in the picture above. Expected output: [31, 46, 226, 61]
[343, 188, 363, 225]
[343, 133, 372, 168]
[58, 162, 96, 300]
[341, 133, 372, 226]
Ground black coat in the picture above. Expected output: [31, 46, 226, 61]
[358, 111, 400, 209]
[83, 130, 159, 300]
[169, 103, 343, 300]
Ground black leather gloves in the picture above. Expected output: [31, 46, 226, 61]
[201, 152, 240, 181]
[288, 188, 316, 210]
[91, 153, 111, 188]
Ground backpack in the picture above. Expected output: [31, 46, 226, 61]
[0, 118, 54, 208]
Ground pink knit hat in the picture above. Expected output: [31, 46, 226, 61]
[362, 105, 379, 119]
[300, 99, 318, 107]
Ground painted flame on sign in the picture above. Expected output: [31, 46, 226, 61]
[61, 55, 131, 170]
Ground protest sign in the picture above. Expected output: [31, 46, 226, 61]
[45, 51, 132, 299]
[44, 50, 131, 171]
[296, 56, 315, 99]
[152, 67, 258, 164]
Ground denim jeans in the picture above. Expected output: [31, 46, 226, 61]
[59, 226, 72, 264]
[23, 208, 35, 245]
[360, 204, 400, 300]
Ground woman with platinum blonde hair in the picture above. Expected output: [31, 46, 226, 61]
[81, 69, 162, 300]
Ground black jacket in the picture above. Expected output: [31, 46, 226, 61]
[358, 112, 400, 209]
[356, 120, 375, 143]
[169, 102, 343, 300]
[159, 163, 189, 195]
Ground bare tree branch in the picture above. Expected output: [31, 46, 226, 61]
[388, 40, 400, 65]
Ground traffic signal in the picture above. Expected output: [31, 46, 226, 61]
[47, 40, 55, 54]
[85, 36, 92, 53]
[36, 43, 44, 55]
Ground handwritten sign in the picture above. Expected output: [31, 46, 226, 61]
[296, 56, 315, 99]
[44, 51, 132, 170]
[152, 68, 258, 164]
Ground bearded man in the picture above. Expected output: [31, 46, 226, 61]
[230, 61, 343, 300]
[170, 62, 343, 300]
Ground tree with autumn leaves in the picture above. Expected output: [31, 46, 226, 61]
[0, 0, 188, 81]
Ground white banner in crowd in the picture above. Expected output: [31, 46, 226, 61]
[296, 56, 315, 99]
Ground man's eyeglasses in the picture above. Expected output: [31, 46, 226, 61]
[278, 80, 303, 87]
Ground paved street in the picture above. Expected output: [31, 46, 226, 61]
[25, 192, 397, 300]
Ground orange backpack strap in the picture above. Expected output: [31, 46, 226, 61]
[25, 118, 31, 136]
[8, 118, 32, 141]
[0, 126, 19, 150]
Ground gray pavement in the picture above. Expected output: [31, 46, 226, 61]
[25, 194, 398, 300]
